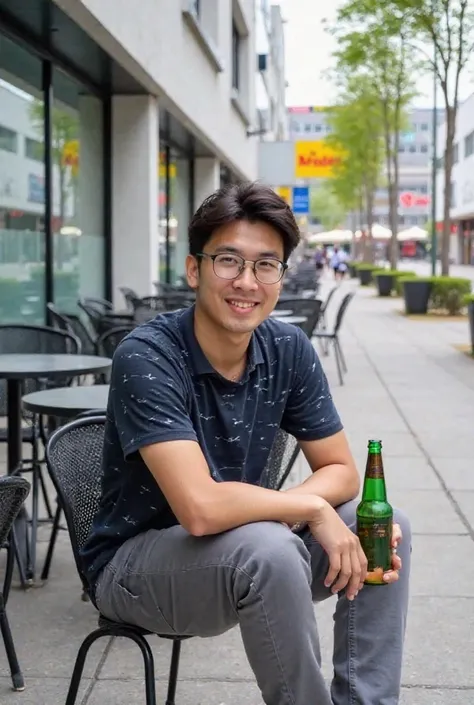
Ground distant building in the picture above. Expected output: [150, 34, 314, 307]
[435, 91, 474, 265]
[255, 1, 287, 141]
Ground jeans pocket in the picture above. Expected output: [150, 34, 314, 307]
[112, 573, 177, 635]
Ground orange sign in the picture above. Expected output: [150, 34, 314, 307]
[62, 140, 79, 177]
[295, 140, 342, 179]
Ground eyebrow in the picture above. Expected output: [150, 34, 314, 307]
[211, 245, 282, 259]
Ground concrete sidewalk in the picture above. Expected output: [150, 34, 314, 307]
[1, 279, 474, 704]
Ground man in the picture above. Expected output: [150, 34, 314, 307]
[81, 182, 410, 705]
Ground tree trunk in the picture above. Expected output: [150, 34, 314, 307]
[366, 187, 375, 264]
[441, 106, 456, 275]
[389, 142, 400, 269]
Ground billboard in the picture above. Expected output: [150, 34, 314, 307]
[274, 186, 292, 205]
[295, 140, 342, 179]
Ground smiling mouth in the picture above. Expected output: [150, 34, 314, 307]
[226, 299, 259, 311]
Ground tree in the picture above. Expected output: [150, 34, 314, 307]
[381, 0, 474, 274]
[325, 77, 385, 262]
[310, 184, 348, 231]
[329, 1, 417, 268]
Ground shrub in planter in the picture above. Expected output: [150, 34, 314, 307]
[429, 276, 471, 316]
[463, 293, 474, 354]
[357, 264, 379, 286]
[399, 276, 432, 315]
[373, 269, 400, 297]
[348, 262, 358, 278]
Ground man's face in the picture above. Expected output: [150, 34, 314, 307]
[186, 220, 285, 335]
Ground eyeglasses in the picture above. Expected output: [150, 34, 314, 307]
[197, 252, 288, 285]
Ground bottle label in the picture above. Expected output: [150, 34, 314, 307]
[366, 463, 384, 479]
[357, 517, 392, 584]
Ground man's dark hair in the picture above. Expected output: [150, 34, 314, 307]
[188, 182, 300, 262]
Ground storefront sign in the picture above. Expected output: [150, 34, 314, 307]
[399, 192, 430, 208]
[27, 174, 45, 204]
[294, 140, 342, 179]
[292, 186, 310, 214]
[274, 186, 292, 205]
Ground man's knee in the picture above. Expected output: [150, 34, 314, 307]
[229, 521, 312, 587]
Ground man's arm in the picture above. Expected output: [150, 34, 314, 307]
[140, 440, 326, 536]
[285, 430, 360, 506]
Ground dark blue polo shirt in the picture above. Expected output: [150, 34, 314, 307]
[81, 305, 343, 590]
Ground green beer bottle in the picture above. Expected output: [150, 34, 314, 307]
[356, 439, 393, 585]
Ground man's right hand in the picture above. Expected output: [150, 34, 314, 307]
[308, 501, 368, 601]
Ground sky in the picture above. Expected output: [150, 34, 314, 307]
[278, 0, 474, 109]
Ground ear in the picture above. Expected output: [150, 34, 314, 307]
[185, 254, 199, 289]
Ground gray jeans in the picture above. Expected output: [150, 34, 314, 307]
[96, 500, 411, 704]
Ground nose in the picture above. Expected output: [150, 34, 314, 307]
[232, 262, 259, 290]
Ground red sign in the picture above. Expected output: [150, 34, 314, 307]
[399, 192, 431, 208]
[435, 222, 458, 234]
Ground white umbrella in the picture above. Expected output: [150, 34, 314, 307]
[307, 230, 352, 244]
[397, 226, 428, 241]
[355, 224, 392, 240]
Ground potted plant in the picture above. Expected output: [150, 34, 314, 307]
[357, 264, 378, 287]
[464, 293, 474, 354]
[399, 276, 432, 315]
[348, 262, 358, 278]
[394, 270, 417, 296]
[373, 269, 399, 297]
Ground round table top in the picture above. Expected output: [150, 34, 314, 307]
[22, 384, 110, 417]
[270, 309, 293, 317]
[272, 315, 308, 325]
[0, 354, 112, 379]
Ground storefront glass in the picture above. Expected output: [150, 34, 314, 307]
[0, 31, 106, 323]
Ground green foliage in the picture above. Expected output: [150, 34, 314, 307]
[463, 294, 474, 305]
[310, 184, 348, 230]
[430, 277, 471, 315]
[357, 264, 381, 271]
[394, 271, 418, 294]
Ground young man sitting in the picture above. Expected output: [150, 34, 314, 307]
[81, 182, 410, 705]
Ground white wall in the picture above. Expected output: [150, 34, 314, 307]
[53, 0, 258, 181]
[436, 92, 474, 222]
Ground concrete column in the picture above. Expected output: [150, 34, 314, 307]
[194, 157, 220, 210]
[111, 95, 159, 305]
[77, 95, 104, 299]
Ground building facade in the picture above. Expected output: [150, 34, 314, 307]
[260, 105, 438, 231]
[254, 1, 287, 141]
[0, 0, 265, 324]
[435, 91, 474, 265]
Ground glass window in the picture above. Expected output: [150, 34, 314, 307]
[25, 136, 44, 161]
[158, 147, 192, 285]
[232, 21, 240, 91]
[51, 68, 105, 313]
[420, 144, 428, 153]
[0, 34, 45, 324]
[0, 124, 18, 153]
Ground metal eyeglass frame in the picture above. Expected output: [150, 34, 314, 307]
[196, 252, 288, 284]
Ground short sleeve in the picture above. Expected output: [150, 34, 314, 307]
[281, 328, 343, 441]
[110, 335, 198, 458]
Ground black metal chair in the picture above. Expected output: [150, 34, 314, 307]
[45, 416, 301, 705]
[0, 475, 31, 691]
[314, 291, 355, 385]
[316, 286, 338, 335]
[96, 325, 136, 360]
[0, 325, 81, 578]
[83, 297, 113, 312]
[275, 298, 323, 338]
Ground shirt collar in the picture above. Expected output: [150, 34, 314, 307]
[178, 304, 264, 379]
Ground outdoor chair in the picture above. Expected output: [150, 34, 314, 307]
[314, 291, 355, 385]
[317, 286, 338, 334]
[0, 325, 81, 566]
[45, 416, 301, 705]
[0, 475, 31, 691]
[96, 324, 136, 360]
[275, 298, 323, 338]
[48, 305, 97, 356]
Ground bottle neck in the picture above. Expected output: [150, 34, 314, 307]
[362, 452, 387, 502]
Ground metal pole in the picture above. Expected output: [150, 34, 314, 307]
[430, 9, 438, 276]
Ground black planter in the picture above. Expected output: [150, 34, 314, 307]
[403, 280, 432, 315]
[468, 301, 474, 355]
[349, 264, 357, 278]
[358, 269, 373, 286]
[376, 274, 395, 297]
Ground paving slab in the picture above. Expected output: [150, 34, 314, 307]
[433, 458, 474, 490]
[0, 677, 91, 705]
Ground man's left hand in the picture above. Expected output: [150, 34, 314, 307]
[383, 522, 402, 584]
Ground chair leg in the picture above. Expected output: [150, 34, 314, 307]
[333, 340, 344, 385]
[113, 629, 157, 705]
[65, 629, 114, 705]
[3, 542, 15, 605]
[0, 598, 25, 691]
[165, 639, 182, 705]
[41, 502, 61, 581]
[38, 464, 53, 520]
[336, 337, 347, 373]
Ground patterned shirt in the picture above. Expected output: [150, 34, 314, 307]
[81, 305, 343, 590]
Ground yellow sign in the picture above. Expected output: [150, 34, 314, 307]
[62, 140, 79, 177]
[274, 186, 292, 205]
[294, 140, 342, 179]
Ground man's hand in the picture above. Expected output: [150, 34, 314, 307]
[308, 501, 368, 601]
[381, 522, 403, 584]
